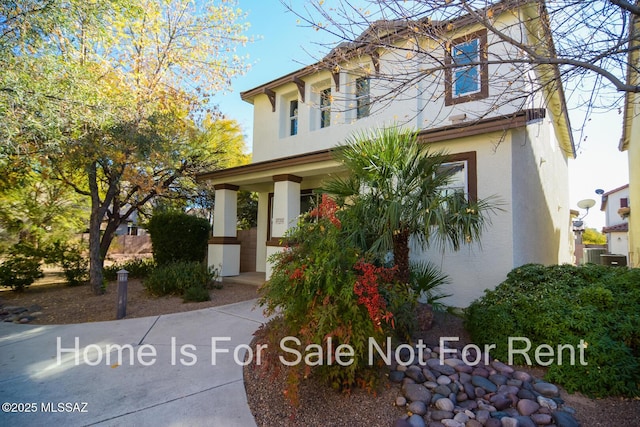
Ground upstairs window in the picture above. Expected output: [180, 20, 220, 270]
[320, 87, 331, 128]
[445, 30, 488, 106]
[355, 77, 370, 119]
[289, 100, 298, 136]
[454, 40, 479, 95]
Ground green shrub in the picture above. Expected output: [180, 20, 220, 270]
[0, 244, 44, 291]
[44, 241, 88, 286]
[409, 260, 451, 311]
[146, 211, 211, 266]
[183, 285, 211, 302]
[143, 261, 217, 300]
[465, 263, 640, 398]
[104, 258, 156, 281]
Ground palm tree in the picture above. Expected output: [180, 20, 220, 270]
[324, 126, 498, 283]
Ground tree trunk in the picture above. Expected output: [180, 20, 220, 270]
[88, 198, 105, 295]
[393, 228, 410, 284]
[88, 161, 106, 295]
[100, 219, 120, 259]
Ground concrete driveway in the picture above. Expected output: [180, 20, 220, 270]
[0, 300, 267, 426]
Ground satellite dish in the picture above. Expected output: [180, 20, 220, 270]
[595, 189, 604, 195]
[577, 199, 596, 210]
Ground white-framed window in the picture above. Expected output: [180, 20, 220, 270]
[445, 30, 488, 106]
[320, 87, 331, 128]
[289, 99, 299, 136]
[437, 161, 468, 197]
[355, 77, 370, 119]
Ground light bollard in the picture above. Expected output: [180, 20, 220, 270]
[116, 269, 129, 319]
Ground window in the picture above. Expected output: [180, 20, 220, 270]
[127, 222, 138, 236]
[445, 30, 488, 106]
[620, 198, 629, 208]
[320, 87, 331, 128]
[355, 77, 370, 119]
[454, 40, 479, 96]
[437, 152, 477, 201]
[437, 161, 468, 197]
[289, 99, 298, 136]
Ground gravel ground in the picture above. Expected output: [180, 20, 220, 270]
[0, 277, 259, 324]
[244, 311, 640, 427]
[3, 280, 638, 426]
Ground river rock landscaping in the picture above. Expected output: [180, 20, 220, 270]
[0, 303, 42, 323]
[389, 342, 580, 427]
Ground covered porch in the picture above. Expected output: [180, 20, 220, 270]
[196, 150, 344, 279]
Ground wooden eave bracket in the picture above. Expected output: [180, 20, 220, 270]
[293, 77, 306, 103]
[331, 70, 340, 92]
[264, 88, 276, 112]
[370, 50, 380, 74]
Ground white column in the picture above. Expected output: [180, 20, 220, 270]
[208, 184, 240, 277]
[266, 174, 302, 279]
[255, 192, 269, 273]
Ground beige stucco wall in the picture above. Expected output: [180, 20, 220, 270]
[411, 131, 515, 307]
[250, 11, 538, 164]
[511, 115, 572, 267]
[627, 123, 639, 267]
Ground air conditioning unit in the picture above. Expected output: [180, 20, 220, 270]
[583, 248, 606, 264]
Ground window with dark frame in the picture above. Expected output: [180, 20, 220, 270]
[289, 99, 298, 136]
[453, 39, 480, 96]
[320, 87, 331, 128]
[355, 77, 370, 119]
[445, 30, 488, 106]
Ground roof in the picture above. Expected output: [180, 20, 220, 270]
[240, 0, 539, 102]
[600, 183, 630, 211]
[239, 0, 575, 158]
[619, 11, 640, 151]
[197, 108, 548, 185]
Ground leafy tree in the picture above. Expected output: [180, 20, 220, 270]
[237, 191, 259, 230]
[583, 227, 607, 245]
[0, 170, 87, 253]
[1, 1, 251, 294]
[324, 126, 498, 283]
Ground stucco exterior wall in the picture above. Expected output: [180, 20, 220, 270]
[609, 232, 629, 256]
[627, 128, 639, 267]
[603, 186, 630, 227]
[511, 116, 572, 267]
[410, 131, 515, 308]
[250, 12, 538, 164]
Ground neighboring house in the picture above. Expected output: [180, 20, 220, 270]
[619, 14, 639, 268]
[101, 208, 146, 236]
[197, 1, 576, 306]
[600, 184, 630, 259]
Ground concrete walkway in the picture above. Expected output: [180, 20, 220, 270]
[0, 300, 267, 426]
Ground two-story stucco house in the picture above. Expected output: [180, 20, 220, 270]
[600, 184, 630, 260]
[619, 12, 639, 268]
[197, 0, 576, 306]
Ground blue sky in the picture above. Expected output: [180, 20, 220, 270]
[213, 0, 630, 231]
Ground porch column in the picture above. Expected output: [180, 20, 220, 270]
[209, 183, 240, 276]
[266, 174, 302, 279]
